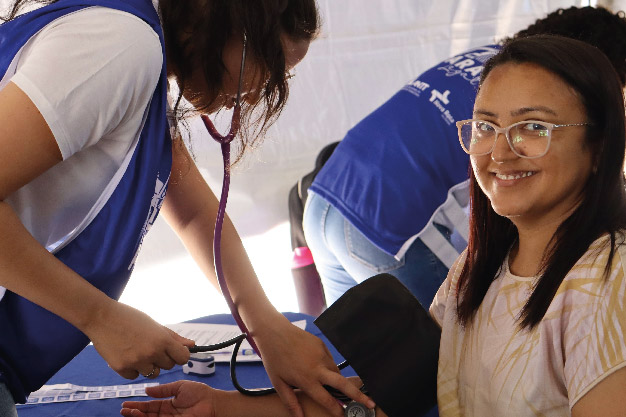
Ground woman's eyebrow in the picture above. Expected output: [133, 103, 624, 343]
[473, 106, 558, 118]
[510, 106, 558, 116]
[473, 109, 497, 117]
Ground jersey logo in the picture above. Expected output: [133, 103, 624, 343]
[128, 172, 168, 270]
[437, 46, 499, 85]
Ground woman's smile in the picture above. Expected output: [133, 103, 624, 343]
[471, 62, 593, 226]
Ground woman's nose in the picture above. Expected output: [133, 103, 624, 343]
[490, 132, 517, 163]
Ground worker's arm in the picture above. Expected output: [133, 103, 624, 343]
[161, 141, 374, 417]
[0, 82, 191, 380]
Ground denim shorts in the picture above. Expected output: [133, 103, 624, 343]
[0, 381, 17, 417]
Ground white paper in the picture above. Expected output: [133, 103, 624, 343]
[21, 383, 159, 405]
[168, 320, 307, 362]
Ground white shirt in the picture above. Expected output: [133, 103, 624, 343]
[3, 5, 162, 251]
[430, 235, 626, 417]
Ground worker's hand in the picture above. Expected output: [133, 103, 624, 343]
[255, 317, 375, 417]
[121, 381, 216, 417]
[83, 301, 194, 380]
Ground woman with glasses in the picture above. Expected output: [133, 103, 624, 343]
[0, 1, 372, 416]
[430, 34, 626, 416]
[122, 34, 626, 417]
[302, 6, 626, 315]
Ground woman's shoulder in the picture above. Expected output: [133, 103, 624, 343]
[558, 231, 626, 299]
[44, 6, 161, 56]
[572, 231, 626, 272]
[12, 4, 164, 158]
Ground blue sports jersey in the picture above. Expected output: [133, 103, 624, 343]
[0, 0, 172, 402]
[309, 45, 500, 257]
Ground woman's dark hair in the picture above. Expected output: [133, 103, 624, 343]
[506, 6, 626, 86]
[2, 0, 320, 163]
[159, 0, 319, 163]
[456, 34, 626, 329]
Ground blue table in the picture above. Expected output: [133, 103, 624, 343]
[17, 312, 355, 417]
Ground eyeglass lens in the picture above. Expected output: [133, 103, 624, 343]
[460, 121, 550, 158]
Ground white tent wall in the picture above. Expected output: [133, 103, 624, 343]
[123, 0, 623, 324]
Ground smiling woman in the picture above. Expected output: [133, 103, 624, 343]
[469, 62, 594, 233]
[429, 34, 626, 416]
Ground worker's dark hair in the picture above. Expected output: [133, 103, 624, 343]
[503, 6, 626, 87]
[159, 0, 319, 162]
[2, 0, 320, 163]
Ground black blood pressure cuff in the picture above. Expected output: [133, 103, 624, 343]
[314, 273, 440, 417]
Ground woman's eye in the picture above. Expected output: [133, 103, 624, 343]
[476, 122, 494, 132]
[522, 122, 549, 132]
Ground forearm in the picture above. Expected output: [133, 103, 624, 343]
[220, 390, 334, 417]
[217, 380, 385, 417]
[162, 145, 284, 333]
[0, 200, 114, 333]
[171, 204, 280, 322]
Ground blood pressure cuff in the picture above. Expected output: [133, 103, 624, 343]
[314, 273, 440, 417]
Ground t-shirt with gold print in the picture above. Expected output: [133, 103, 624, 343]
[430, 235, 626, 417]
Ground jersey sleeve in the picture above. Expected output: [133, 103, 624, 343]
[564, 241, 626, 408]
[10, 6, 162, 160]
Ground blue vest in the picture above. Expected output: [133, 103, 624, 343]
[0, 0, 172, 402]
[309, 45, 499, 257]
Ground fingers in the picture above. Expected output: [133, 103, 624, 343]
[272, 379, 305, 417]
[321, 372, 375, 409]
[297, 380, 345, 417]
[117, 368, 140, 380]
[120, 406, 147, 417]
[120, 400, 164, 416]
[140, 365, 160, 379]
[166, 331, 192, 366]
[167, 328, 196, 347]
[145, 381, 186, 398]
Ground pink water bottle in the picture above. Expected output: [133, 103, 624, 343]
[291, 247, 326, 317]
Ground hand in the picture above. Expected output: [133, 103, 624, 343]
[83, 301, 194, 379]
[121, 381, 216, 417]
[254, 318, 375, 417]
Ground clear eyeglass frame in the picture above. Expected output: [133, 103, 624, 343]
[456, 119, 592, 159]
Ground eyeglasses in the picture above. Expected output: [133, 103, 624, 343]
[456, 119, 592, 159]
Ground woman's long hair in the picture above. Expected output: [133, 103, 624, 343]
[2, 0, 320, 163]
[456, 35, 626, 329]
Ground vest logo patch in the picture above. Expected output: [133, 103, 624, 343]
[128, 173, 168, 270]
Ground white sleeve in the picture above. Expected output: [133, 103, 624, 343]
[429, 251, 466, 327]
[10, 6, 162, 160]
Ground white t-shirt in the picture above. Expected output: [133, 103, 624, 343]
[430, 235, 626, 417]
[3, 5, 163, 251]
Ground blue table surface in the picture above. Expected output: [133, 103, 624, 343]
[17, 312, 355, 417]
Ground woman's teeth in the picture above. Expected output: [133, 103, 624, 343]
[495, 171, 535, 180]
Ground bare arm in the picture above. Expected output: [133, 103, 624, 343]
[0, 81, 105, 332]
[160, 142, 374, 417]
[0, 82, 191, 379]
[122, 377, 385, 417]
[571, 366, 626, 417]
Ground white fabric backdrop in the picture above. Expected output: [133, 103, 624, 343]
[123, 0, 623, 322]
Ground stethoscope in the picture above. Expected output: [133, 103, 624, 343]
[190, 34, 366, 404]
